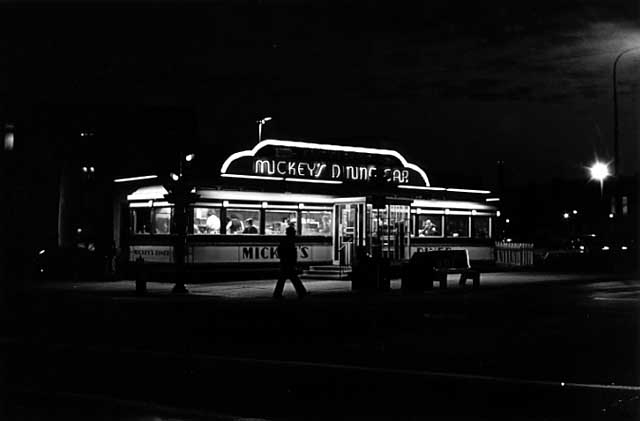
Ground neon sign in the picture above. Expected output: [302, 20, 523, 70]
[221, 139, 430, 187]
[253, 159, 410, 183]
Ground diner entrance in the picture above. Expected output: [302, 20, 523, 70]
[333, 201, 365, 265]
[367, 203, 411, 261]
[333, 199, 411, 265]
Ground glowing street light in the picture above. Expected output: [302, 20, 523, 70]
[589, 162, 610, 182]
[185, 153, 195, 162]
[563, 212, 570, 219]
[257, 117, 272, 142]
[589, 161, 611, 196]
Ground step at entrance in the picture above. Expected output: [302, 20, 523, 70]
[301, 265, 352, 281]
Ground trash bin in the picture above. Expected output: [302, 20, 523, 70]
[351, 248, 375, 291]
[401, 252, 435, 292]
[352, 247, 390, 292]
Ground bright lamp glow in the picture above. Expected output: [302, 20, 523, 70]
[185, 153, 195, 162]
[589, 162, 610, 181]
[563, 213, 570, 219]
[170, 173, 179, 181]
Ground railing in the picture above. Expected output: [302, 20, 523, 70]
[495, 241, 534, 267]
[338, 244, 347, 279]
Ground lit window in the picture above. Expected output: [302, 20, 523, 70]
[416, 215, 442, 237]
[152, 207, 172, 235]
[622, 196, 628, 216]
[225, 209, 261, 235]
[265, 210, 297, 235]
[445, 215, 470, 238]
[192, 207, 221, 235]
[300, 211, 332, 236]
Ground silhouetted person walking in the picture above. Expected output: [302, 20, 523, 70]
[273, 225, 308, 299]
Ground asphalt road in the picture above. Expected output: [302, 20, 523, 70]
[1, 273, 638, 420]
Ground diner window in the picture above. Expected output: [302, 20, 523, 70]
[152, 207, 172, 235]
[225, 209, 260, 235]
[193, 207, 221, 235]
[416, 214, 442, 237]
[472, 216, 491, 239]
[130, 208, 151, 234]
[300, 211, 332, 236]
[265, 210, 297, 235]
[445, 215, 470, 238]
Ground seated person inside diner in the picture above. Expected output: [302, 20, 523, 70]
[205, 211, 221, 234]
[226, 215, 245, 234]
[243, 218, 258, 234]
[420, 218, 438, 236]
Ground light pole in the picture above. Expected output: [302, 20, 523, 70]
[165, 152, 198, 294]
[256, 117, 272, 142]
[612, 46, 640, 177]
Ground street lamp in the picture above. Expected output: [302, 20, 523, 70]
[165, 152, 198, 294]
[589, 161, 610, 196]
[257, 117, 272, 142]
[613, 46, 640, 177]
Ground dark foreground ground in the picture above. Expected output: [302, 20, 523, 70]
[0, 272, 638, 420]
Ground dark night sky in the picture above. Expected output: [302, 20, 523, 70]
[1, 0, 639, 189]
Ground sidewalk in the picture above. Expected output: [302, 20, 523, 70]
[23, 271, 635, 301]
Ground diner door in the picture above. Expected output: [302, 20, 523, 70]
[333, 203, 364, 266]
[370, 204, 411, 261]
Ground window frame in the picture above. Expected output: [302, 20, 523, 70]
[129, 203, 174, 236]
[444, 214, 471, 238]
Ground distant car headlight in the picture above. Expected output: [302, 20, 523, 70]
[621, 246, 628, 251]
[38, 249, 46, 255]
[602, 246, 610, 251]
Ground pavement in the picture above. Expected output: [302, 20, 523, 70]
[4, 270, 639, 420]
[21, 271, 636, 300]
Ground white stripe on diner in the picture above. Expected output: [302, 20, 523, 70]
[114, 174, 158, 183]
[126, 185, 168, 201]
[398, 185, 492, 194]
[398, 185, 446, 191]
[221, 173, 284, 181]
[130, 201, 171, 208]
[412, 199, 496, 211]
[199, 189, 338, 204]
[446, 188, 492, 194]
[285, 177, 343, 184]
[301, 206, 333, 210]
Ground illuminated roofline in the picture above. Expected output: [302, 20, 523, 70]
[398, 185, 446, 191]
[114, 174, 158, 183]
[220, 138, 431, 187]
[221, 173, 283, 181]
[399, 185, 491, 194]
